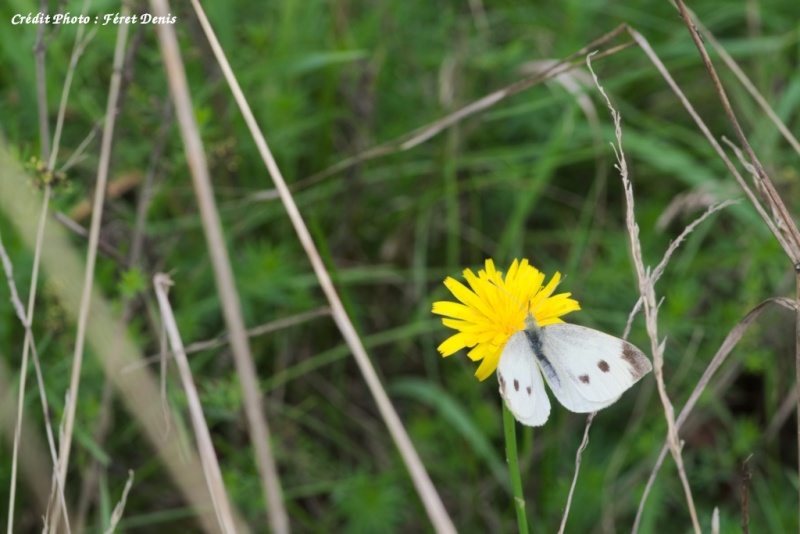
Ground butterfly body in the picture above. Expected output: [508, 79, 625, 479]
[497, 314, 652, 426]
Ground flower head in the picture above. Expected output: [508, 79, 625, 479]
[432, 258, 581, 380]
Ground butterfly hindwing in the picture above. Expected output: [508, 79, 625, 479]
[497, 331, 551, 426]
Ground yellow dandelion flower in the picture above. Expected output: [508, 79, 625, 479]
[432, 258, 581, 381]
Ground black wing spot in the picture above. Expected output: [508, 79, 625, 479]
[579, 374, 590, 384]
[526, 386, 532, 395]
[498, 373, 506, 394]
[597, 360, 610, 373]
[513, 379, 520, 392]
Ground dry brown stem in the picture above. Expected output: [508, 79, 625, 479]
[587, 53, 702, 534]
[149, 0, 289, 531]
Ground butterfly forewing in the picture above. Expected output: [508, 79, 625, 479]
[497, 331, 551, 426]
[537, 323, 652, 412]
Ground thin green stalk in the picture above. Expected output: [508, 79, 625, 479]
[503, 402, 529, 534]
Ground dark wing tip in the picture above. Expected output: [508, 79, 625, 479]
[622, 342, 652, 379]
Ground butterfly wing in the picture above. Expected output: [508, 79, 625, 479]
[536, 323, 652, 413]
[497, 331, 551, 426]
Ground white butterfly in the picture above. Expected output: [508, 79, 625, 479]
[497, 313, 652, 426]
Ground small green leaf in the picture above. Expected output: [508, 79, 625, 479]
[119, 267, 147, 298]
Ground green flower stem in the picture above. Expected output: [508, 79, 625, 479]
[503, 401, 529, 534]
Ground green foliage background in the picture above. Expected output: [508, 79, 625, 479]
[1, 0, 799, 532]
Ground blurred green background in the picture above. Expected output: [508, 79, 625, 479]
[1, 0, 799, 532]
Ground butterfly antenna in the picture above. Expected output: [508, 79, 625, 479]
[490, 272, 568, 318]
[527, 272, 569, 316]
[488, 279, 530, 315]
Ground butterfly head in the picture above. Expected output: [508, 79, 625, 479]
[523, 308, 541, 332]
